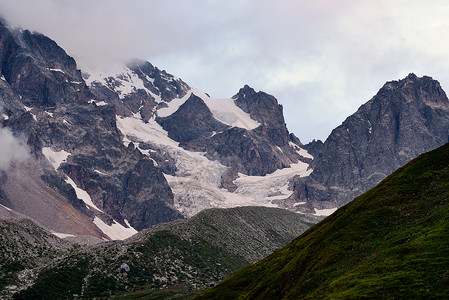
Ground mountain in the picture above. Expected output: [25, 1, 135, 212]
[3, 206, 317, 299]
[83, 58, 313, 218]
[287, 73, 449, 214]
[196, 142, 449, 299]
[0, 19, 182, 239]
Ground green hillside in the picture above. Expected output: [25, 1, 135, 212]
[196, 143, 449, 299]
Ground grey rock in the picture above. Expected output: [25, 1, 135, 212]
[157, 94, 229, 146]
[289, 74, 449, 210]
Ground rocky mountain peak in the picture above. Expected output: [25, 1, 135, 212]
[379, 74, 447, 106]
[288, 73, 449, 214]
[233, 84, 257, 99]
[233, 85, 289, 146]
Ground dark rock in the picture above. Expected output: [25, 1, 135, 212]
[204, 127, 291, 176]
[302, 139, 323, 158]
[220, 168, 238, 192]
[157, 94, 229, 146]
[233, 85, 290, 146]
[289, 74, 449, 210]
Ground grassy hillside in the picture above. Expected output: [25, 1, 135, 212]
[196, 143, 449, 299]
[9, 207, 316, 299]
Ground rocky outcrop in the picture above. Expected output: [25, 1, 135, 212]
[204, 127, 291, 176]
[87, 59, 190, 122]
[233, 85, 290, 146]
[289, 74, 449, 211]
[157, 94, 229, 146]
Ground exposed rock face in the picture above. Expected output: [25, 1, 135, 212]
[0, 20, 182, 235]
[233, 85, 290, 146]
[156, 86, 305, 176]
[156, 92, 302, 175]
[87, 59, 190, 122]
[204, 127, 291, 176]
[289, 74, 449, 211]
[302, 139, 324, 158]
[157, 94, 229, 146]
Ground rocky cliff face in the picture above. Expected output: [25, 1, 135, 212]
[0, 20, 182, 237]
[233, 85, 290, 147]
[87, 59, 190, 122]
[288, 74, 449, 212]
[157, 94, 229, 146]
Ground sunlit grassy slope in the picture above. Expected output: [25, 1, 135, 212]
[196, 143, 449, 299]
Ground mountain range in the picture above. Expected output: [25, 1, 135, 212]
[1, 16, 449, 298]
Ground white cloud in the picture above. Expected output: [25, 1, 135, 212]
[0, 127, 30, 170]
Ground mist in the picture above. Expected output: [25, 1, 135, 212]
[0, 126, 30, 170]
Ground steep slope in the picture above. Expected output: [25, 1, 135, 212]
[197, 143, 449, 299]
[0, 19, 181, 238]
[288, 74, 449, 213]
[9, 207, 317, 299]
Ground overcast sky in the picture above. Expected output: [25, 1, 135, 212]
[1, 0, 449, 142]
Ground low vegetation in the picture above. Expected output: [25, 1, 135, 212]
[1, 207, 315, 299]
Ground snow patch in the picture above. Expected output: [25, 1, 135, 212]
[289, 142, 314, 159]
[94, 169, 108, 176]
[156, 91, 193, 117]
[83, 65, 159, 101]
[52, 232, 76, 239]
[1, 114, 9, 120]
[23, 105, 32, 112]
[0, 204, 11, 211]
[42, 147, 71, 170]
[45, 111, 54, 117]
[314, 207, 338, 216]
[95, 101, 108, 106]
[93, 217, 138, 240]
[1, 75, 5, 81]
[65, 176, 103, 212]
[233, 161, 312, 206]
[49, 68, 65, 74]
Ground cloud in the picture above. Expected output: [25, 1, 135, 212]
[0, 126, 30, 170]
[0, 102, 30, 170]
[1, 0, 449, 142]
